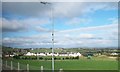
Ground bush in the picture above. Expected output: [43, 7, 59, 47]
[39, 57, 43, 60]
[65, 57, 69, 59]
[75, 56, 79, 59]
[13, 55, 20, 59]
[13, 56, 81, 60]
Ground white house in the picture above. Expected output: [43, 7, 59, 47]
[46, 53, 59, 56]
[4, 54, 15, 57]
[46, 53, 52, 56]
[59, 53, 68, 57]
[25, 52, 82, 57]
[25, 52, 36, 56]
[37, 53, 46, 56]
[69, 52, 81, 57]
[110, 53, 118, 56]
[10, 54, 15, 57]
[54, 53, 59, 56]
[5, 55, 9, 57]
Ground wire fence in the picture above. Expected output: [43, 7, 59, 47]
[2, 60, 63, 72]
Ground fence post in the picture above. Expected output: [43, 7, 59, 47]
[11, 61, 13, 70]
[6, 60, 7, 68]
[1, 59, 2, 72]
[59, 68, 63, 72]
[27, 64, 29, 72]
[41, 66, 43, 72]
[18, 62, 20, 71]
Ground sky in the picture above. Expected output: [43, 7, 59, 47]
[1, 2, 118, 48]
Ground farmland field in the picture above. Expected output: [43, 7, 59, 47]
[3, 57, 119, 70]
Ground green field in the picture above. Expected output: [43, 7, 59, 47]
[4, 57, 119, 70]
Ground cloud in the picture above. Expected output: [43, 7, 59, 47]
[65, 17, 92, 25]
[53, 21, 118, 48]
[3, 2, 117, 18]
[2, 2, 118, 48]
[1, 18, 50, 32]
[0, 2, 2, 17]
[35, 27, 51, 32]
[2, 34, 52, 48]
[108, 18, 118, 24]
[2, 16, 118, 48]
[2, 24, 118, 48]
[2, 18, 27, 32]
[59, 24, 118, 33]
[53, 2, 117, 18]
[79, 34, 94, 39]
[22, 18, 50, 25]
[3, 2, 52, 17]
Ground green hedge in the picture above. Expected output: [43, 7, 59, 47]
[13, 56, 80, 60]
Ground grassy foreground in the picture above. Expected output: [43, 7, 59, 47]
[4, 57, 119, 70]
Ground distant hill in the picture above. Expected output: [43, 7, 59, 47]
[2, 46, 119, 55]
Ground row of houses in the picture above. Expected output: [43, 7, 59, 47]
[110, 53, 118, 56]
[4, 52, 119, 57]
[25, 52, 82, 57]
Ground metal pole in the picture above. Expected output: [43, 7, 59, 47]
[18, 62, 20, 71]
[40, 2, 54, 72]
[27, 64, 29, 71]
[59, 69, 63, 72]
[41, 66, 43, 72]
[51, 3, 55, 72]
[1, 59, 2, 72]
[11, 61, 13, 70]
[6, 60, 7, 68]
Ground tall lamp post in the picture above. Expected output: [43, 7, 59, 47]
[40, 2, 54, 72]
